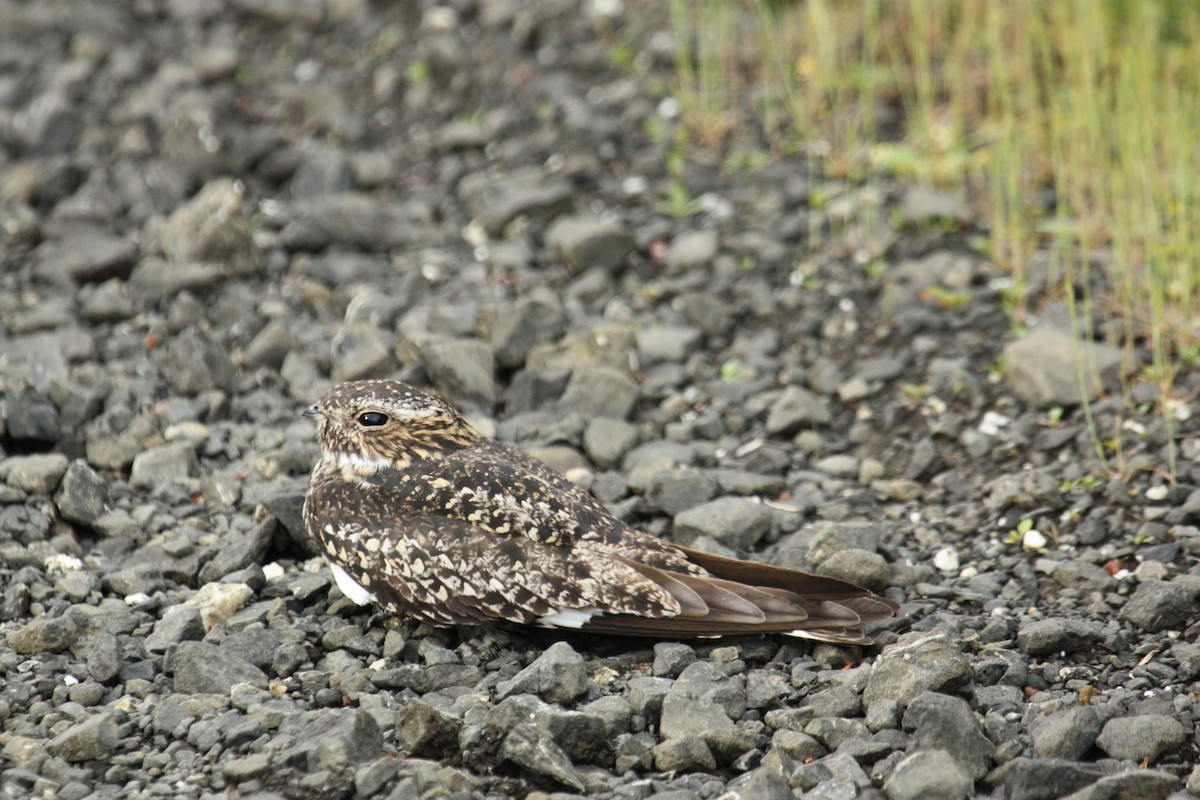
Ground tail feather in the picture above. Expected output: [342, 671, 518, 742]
[569, 549, 900, 644]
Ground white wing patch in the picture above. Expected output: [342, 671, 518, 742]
[537, 609, 600, 629]
[330, 562, 376, 606]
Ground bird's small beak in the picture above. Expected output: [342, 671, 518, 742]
[301, 404, 322, 419]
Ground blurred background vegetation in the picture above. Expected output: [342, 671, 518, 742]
[664, 0, 1200, 475]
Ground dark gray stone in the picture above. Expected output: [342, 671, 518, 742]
[130, 442, 199, 489]
[1003, 327, 1129, 408]
[198, 519, 275, 583]
[458, 166, 573, 236]
[484, 292, 567, 369]
[496, 640, 587, 705]
[815, 548, 890, 592]
[420, 338, 497, 409]
[242, 319, 296, 370]
[557, 365, 639, 419]
[145, 606, 206, 654]
[1061, 770, 1177, 800]
[498, 724, 584, 792]
[396, 700, 461, 758]
[1118, 578, 1199, 632]
[1017, 618, 1104, 656]
[646, 469, 719, 515]
[170, 640, 268, 694]
[582, 417, 640, 470]
[674, 496, 770, 549]
[4, 391, 61, 443]
[764, 386, 831, 434]
[54, 460, 110, 525]
[989, 757, 1105, 800]
[330, 323, 394, 381]
[864, 631, 972, 711]
[653, 735, 716, 773]
[159, 328, 239, 394]
[1031, 706, 1101, 760]
[806, 520, 887, 564]
[545, 214, 635, 274]
[652, 641, 697, 678]
[1095, 714, 1186, 763]
[6, 615, 79, 654]
[883, 750, 971, 800]
[902, 692, 994, 780]
[47, 713, 119, 763]
[160, 178, 259, 275]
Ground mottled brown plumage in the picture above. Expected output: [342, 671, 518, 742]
[303, 380, 899, 644]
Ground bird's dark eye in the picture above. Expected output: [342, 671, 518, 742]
[357, 412, 389, 427]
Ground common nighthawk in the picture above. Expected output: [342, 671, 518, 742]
[302, 380, 899, 643]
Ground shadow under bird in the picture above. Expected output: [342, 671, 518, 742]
[302, 380, 899, 644]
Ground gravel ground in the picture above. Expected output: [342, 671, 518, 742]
[3, 2, 1200, 799]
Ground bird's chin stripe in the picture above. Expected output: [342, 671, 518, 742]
[334, 453, 393, 473]
[330, 562, 376, 606]
[537, 609, 600, 629]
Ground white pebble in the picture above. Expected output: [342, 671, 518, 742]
[262, 562, 285, 580]
[44, 554, 83, 573]
[1145, 485, 1169, 501]
[1022, 529, 1048, 550]
[124, 592, 151, 606]
[933, 547, 960, 573]
[978, 410, 1011, 436]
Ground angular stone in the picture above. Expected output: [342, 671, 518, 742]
[674, 497, 771, 550]
[883, 749, 971, 800]
[458, 166, 573, 236]
[1061, 770, 1178, 800]
[145, 606, 206, 654]
[483, 292, 567, 369]
[864, 631, 972, 711]
[420, 338, 497, 409]
[1003, 327, 1130, 408]
[3, 453, 69, 494]
[765, 386, 831, 434]
[159, 328, 239, 394]
[498, 724, 583, 792]
[667, 229, 718, 273]
[1118, 578, 1200, 632]
[496, 641, 587, 705]
[1017, 618, 1104, 656]
[815, 548, 890, 592]
[557, 365, 639, 419]
[653, 735, 716, 773]
[1031, 706, 1101, 760]
[902, 692, 994, 780]
[545, 214, 635, 275]
[582, 417, 639, 470]
[160, 177, 259, 276]
[396, 700, 461, 758]
[7, 615, 79, 654]
[130, 442, 199, 489]
[330, 323, 394, 381]
[54, 460, 110, 525]
[1095, 714, 1186, 763]
[171, 640, 267, 694]
[47, 713, 119, 763]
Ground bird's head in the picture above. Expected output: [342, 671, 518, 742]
[303, 380, 479, 474]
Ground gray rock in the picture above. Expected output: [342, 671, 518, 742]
[85, 410, 160, 470]
[128, 259, 225, 303]
[1003, 327, 1130, 408]
[506, 368, 571, 414]
[667, 229, 719, 273]
[4, 391, 61, 443]
[765, 386, 831, 434]
[815, 548, 890, 592]
[1118, 578, 1199, 632]
[198, 519, 275, 583]
[652, 642, 697, 677]
[1095, 714, 1186, 763]
[989, 757, 1105, 800]
[883, 750, 972, 800]
[145, 606, 206, 654]
[803, 717, 870, 750]
[170, 640, 268, 694]
[54, 460, 110, 525]
[160, 178, 259, 276]
[659, 694, 755, 764]
[1031, 705, 1101, 760]
[1060, 770, 1178, 800]
[484, 292, 567, 369]
[3, 453, 69, 494]
[1050, 560, 1113, 593]
[36, 230, 137, 284]
[864, 630, 972, 711]
[159, 328, 239, 394]
[545, 214, 635, 274]
[653, 735, 716, 773]
[578, 695, 633, 738]
[85, 631, 122, 683]
[1017, 618, 1104, 656]
[267, 709, 384, 778]
[498, 724, 584, 792]
[396, 700, 461, 757]
[986, 469, 1064, 510]
[582, 417, 639, 470]
[496, 641, 587, 705]
[458, 166, 573, 235]
[902, 692, 994, 780]
[47, 713, 119, 763]
[262, 492, 319, 556]
[646, 469, 719, 515]
[291, 149, 354, 197]
[421, 338, 497, 409]
[7, 615, 79, 654]
[732, 767, 793, 800]
[130, 442, 199, 489]
[771, 729, 825, 760]
[526, 325, 635, 372]
[674, 497, 771, 549]
[805, 685, 863, 718]
[241, 319, 297, 370]
[280, 194, 434, 251]
[806, 520, 886, 565]
[102, 565, 165, 596]
[636, 326, 704, 366]
[330, 323, 394, 381]
[557, 365, 639, 419]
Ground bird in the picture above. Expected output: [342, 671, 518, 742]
[302, 379, 899, 644]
